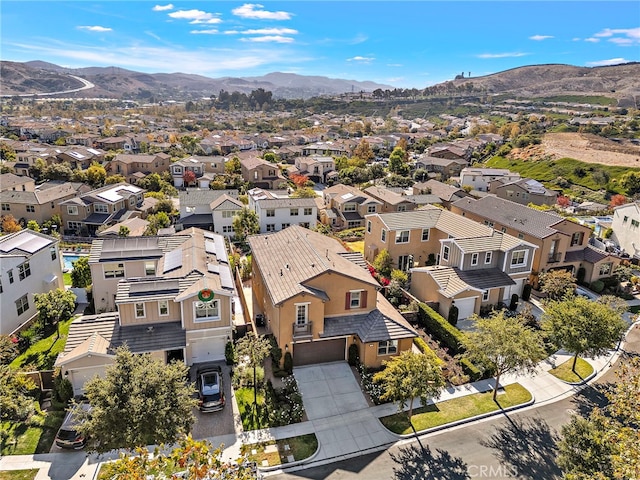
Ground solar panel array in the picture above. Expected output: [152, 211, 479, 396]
[163, 248, 183, 273]
[219, 265, 234, 290]
[0, 231, 51, 254]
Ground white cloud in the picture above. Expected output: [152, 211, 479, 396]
[347, 56, 374, 63]
[586, 57, 630, 67]
[476, 52, 527, 59]
[387, 63, 403, 67]
[585, 37, 600, 43]
[232, 4, 292, 20]
[77, 25, 112, 32]
[350, 33, 368, 45]
[608, 37, 634, 46]
[190, 29, 219, 35]
[529, 35, 554, 41]
[240, 35, 294, 43]
[593, 27, 640, 45]
[168, 9, 221, 24]
[241, 28, 298, 35]
[572, 37, 581, 41]
[145, 31, 162, 41]
[152, 4, 173, 11]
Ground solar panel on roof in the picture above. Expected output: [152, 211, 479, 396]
[341, 192, 354, 200]
[163, 248, 183, 273]
[219, 265, 234, 290]
[205, 240, 216, 254]
[207, 264, 220, 273]
[204, 232, 215, 240]
[0, 232, 51, 254]
[213, 236, 227, 263]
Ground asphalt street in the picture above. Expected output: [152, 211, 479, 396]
[268, 323, 639, 480]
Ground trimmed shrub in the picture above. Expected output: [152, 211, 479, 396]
[447, 304, 459, 326]
[418, 303, 466, 355]
[576, 267, 586, 285]
[509, 294, 519, 311]
[283, 351, 293, 375]
[460, 358, 483, 382]
[348, 343, 359, 366]
[522, 283, 532, 301]
[53, 373, 73, 404]
[225, 341, 236, 365]
[590, 280, 605, 293]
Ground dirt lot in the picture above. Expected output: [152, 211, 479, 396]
[540, 133, 640, 167]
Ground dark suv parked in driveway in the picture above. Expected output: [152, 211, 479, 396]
[196, 365, 225, 412]
[55, 403, 91, 449]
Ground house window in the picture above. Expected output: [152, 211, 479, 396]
[482, 290, 489, 301]
[347, 221, 360, 228]
[381, 229, 387, 242]
[104, 262, 125, 278]
[570, 232, 584, 246]
[66, 204, 79, 215]
[300, 222, 310, 228]
[599, 263, 612, 276]
[443, 245, 450, 261]
[367, 205, 376, 213]
[511, 250, 527, 266]
[266, 209, 275, 217]
[135, 302, 145, 318]
[632, 219, 640, 228]
[349, 291, 362, 309]
[421, 229, 430, 241]
[518, 233, 524, 240]
[185, 206, 196, 214]
[471, 253, 479, 266]
[1, 203, 9, 211]
[395, 230, 409, 244]
[16, 294, 29, 316]
[222, 211, 236, 218]
[366, 221, 372, 233]
[26, 205, 35, 213]
[18, 262, 31, 280]
[485, 252, 492, 264]
[377, 340, 398, 356]
[290, 208, 299, 216]
[195, 300, 220, 321]
[223, 225, 233, 233]
[266, 224, 275, 232]
[346, 290, 367, 310]
[94, 204, 109, 213]
[281, 223, 290, 229]
[159, 300, 169, 316]
[623, 215, 628, 223]
[68, 221, 83, 231]
[501, 227, 507, 233]
[398, 255, 412, 271]
[295, 303, 309, 325]
[343, 203, 356, 212]
[303, 208, 313, 216]
[397, 205, 407, 212]
[8, 270, 14, 284]
[50, 247, 57, 261]
[0, 279, 2, 293]
[145, 261, 155, 276]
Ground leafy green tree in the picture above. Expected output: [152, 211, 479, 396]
[232, 208, 259, 243]
[145, 211, 171, 235]
[137, 172, 164, 192]
[542, 295, 627, 372]
[26, 220, 40, 232]
[44, 162, 73, 181]
[71, 168, 88, 183]
[263, 152, 278, 163]
[388, 147, 410, 175]
[373, 350, 445, 420]
[373, 249, 393, 279]
[0, 366, 36, 421]
[0, 334, 18, 364]
[464, 310, 546, 401]
[620, 171, 640, 195]
[235, 333, 271, 407]
[0, 142, 17, 162]
[538, 270, 576, 301]
[105, 174, 127, 185]
[34, 288, 76, 339]
[225, 156, 241, 175]
[118, 225, 130, 237]
[71, 256, 92, 288]
[557, 413, 612, 480]
[28, 158, 47, 181]
[75, 346, 197, 453]
[290, 187, 317, 198]
[86, 162, 107, 187]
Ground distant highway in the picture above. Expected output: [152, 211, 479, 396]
[0, 74, 95, 98]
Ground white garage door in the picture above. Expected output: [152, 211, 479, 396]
[504, 278, 525, 301]
[453, 297, 477, 320]
[190, 337, 226, 364]
[70, 366, 106, 396]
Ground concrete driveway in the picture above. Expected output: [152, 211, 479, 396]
[189, 363, 236, 439]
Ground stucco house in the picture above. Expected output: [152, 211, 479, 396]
[248, 226, 417, 368]
[320, 184, 381, 230]
[610, 201, 640, 260]
[248, 188, 317, 233]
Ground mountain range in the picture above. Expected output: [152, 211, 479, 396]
[1, 60, 639, 104]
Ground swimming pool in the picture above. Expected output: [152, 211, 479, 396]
[62, 254, 88, 271]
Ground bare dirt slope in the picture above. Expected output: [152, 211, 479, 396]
[539, 133, 640, 167]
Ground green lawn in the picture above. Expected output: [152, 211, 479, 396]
[241, 434, 318, 466]
[63, 272, 72, 286]
[380, 383, 532, 435]
[10, 317, 73, 371]
[344, 240, 364, 254]
[235, 387, 269, 431]
[548, 357, 594, 383]
[1, 410, 65, 455]
[0, 470, 39, 480]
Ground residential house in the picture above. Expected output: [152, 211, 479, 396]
[171, 157, 205, 188]
[66, 134, 100, 147]
[363, 186, 422, 213]
[108, 153, 170, 184]
[55, 146, 105, 170]
[415, 156, 467, 180]
[412, 180, 470, 208]
[451, 196, 621, 285]
[428, 143, 470, 161]
[489, 178, 558, 206]
[97, 217, 150, 237]
[240, 156, 287, 189]
[248, 226, 417, 368]
[59, 183, 145, 236]
[177, 189, 240, 231]
[0, 230, 64, 334]
[459, 168, 521, 192]
[211, 195, 244, 238]
[611, 201, 640, 260]
[293, 155, 335, 183]
[248, 188, 317, 233]
[59, 229, 236, 394]
[171, 156, 226, 188]
[0, 181, 89, 226]
[302, 141, 350, 157]
[321, 184, 381, 230]
[95, 136, 138, 152]
[0, 173, 35, 193]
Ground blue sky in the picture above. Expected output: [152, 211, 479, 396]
[2, 1, 639, 88]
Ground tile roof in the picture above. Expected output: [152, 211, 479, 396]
[451, 230, 535, 253]
[413, 265, 514, 297]
[210, 195, 243, 210]
[564, 245, 612, 264]
[254, 197, 317, 209]
[0, 181, 85, 205]
[415, 180, 467, 202]
[179, 189, 239, 206]
[451, 196, 565, 239]
[248, 225, 378, 306]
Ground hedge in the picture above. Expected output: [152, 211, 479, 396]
[412, 337, 442, 364]
[417, 303, 466, 355]
[460, 358, 483, 381]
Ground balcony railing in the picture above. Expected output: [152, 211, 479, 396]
[293, 321, 313, 338]
[547, 253, 563, 263]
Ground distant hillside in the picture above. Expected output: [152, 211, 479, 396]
[0, 61, 393, 100]
[446, 63, 640, 107]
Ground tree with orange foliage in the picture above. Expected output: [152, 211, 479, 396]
[557, 195, 571, 208]
[290, 173, 310, 189]
[609, 194, 626, 207]
[1, 215, 21, 233]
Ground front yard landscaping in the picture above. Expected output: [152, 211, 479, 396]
[0, 470, 39, 480]
[548, 357, 594, 383]
[380, 383, 532, 435]
[240, 434, 318, 467]
[0, 409, 65, 455]
[10, 317, 73, 371]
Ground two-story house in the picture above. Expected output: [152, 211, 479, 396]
[0, 230, 64, 334]
[293, 155, 335, 183]
[412, 180, 471, 208]
[410, 231, 537, 321]
[0, 173, 35, 193]
[320, 184, 381, 230]
[610, 201, 640, 260]
[59, 183, 145, 236]
[489, 178, 558, 206]
[177, 189, 240, 231]
[459, 168, 521, 192]
[451, 196, 621, 285]
[58, 229, 236, 395]
[171, 156, 226, 189]
[210, 194, 244, 238]
[363, 186, 422, 213]
[108, 153, 170, 184]
[240, 156, 287, 189]
[248, 188, 317, 233]
[415, 156, 467, 180]
[248, 226, 417, 368]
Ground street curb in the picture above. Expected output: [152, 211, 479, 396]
[256, 435, 321, 473]
[550, 363, 597, 386]
[383, 392, 536, 440]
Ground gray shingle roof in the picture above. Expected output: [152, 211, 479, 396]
[564, 245, 611, 263]
[179, 189, 239, 206]
[413, 265, 514, 297]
